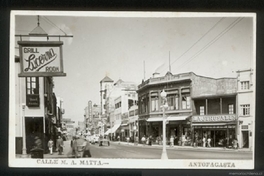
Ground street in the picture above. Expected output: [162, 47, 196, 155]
[44, 140, 253, 160]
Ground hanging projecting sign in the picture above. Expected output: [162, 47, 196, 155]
[18, 41, 66, 77]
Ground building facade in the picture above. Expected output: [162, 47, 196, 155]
[100, 76, 114, 116]
[138, 72, 193, 145]
[15, 56, 62, 154]
[137, 71, 238, 147]
[191, 74, 237, 147]
[236, 69, 254, 150]
[104, 79, 137, 140]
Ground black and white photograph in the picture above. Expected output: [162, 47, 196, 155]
[9, 11, 256, 169]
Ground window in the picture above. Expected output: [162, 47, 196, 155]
[167, 94, 179, 110]
[26, 77, 39, 95]
[26, 77, 40, 107]
[128, 99, 134, 109]
[166, 90, 179, 111]
[181, 89, 191, 109]
[241, 104, 250, 116]
[241, 81, 250, 90]
[228, 104, 234, 114]
[200, 106, 205, 115]
[115, 102, 121, 109]
[151, 92, 159, 112]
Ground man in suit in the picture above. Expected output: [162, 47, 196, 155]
[56, 136, 64, 155]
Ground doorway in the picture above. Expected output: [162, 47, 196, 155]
[25, 117, 43, 154]
[242, 131, 249, 148]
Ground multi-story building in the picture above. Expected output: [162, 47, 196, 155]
[100, 76, 114, 115]
[104, 79, 137, 140]
[15, 56, 60, 154]
[137, 71, 238, 147]
[191, 74, 237, 147]
[84, 103, 101, 135]
[128, 104, 139, 142]
[236, 69, 254, 150]
[14, 20, 67, 155]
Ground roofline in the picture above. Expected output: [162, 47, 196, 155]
[236, 68, 253, 73]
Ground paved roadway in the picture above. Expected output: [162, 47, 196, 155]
[42, 140, 252, 160]
[89, 142, 253, 160]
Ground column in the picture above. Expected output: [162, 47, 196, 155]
[179, 88, 182, 110]
[220, 98, 222, 114]
[205, 99, 208, 115]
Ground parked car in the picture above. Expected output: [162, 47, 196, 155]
[99, 135, 110, 146]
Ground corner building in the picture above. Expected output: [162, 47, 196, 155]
[137, 71, 238, 147]
[191, 74, 237, 147]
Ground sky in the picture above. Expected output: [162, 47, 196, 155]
[14, 12, 254, 122]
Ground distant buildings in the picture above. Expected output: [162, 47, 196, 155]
[95, 70, 254, 149]
[103, 79, 138, 141]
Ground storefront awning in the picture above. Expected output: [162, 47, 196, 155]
[192, 122, 236, 126]
[167, 115, 190, 121]
[104, 128, 111, 135]
[147, 117, 163, 122]
[110, 123, 121, 133]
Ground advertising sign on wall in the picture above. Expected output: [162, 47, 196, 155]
[192, 115, 237, 122]
[18, 41, 66, 77]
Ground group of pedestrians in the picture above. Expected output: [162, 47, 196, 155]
[141, 135, 153, 146]
[46, 134, 92, 158]
[70, 135, 92, 158]
[47, 136, 64, 155]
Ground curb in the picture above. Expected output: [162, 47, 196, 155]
[111, 141, 252, 153]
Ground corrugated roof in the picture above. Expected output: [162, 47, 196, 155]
[100, 76, 114, 83]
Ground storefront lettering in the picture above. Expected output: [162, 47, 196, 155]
[24, 48, 57, 72]
[193, 115, 236, 122]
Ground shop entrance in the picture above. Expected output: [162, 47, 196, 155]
[25, 117, 43, 154]
[242, 131, 249, 148]
[194, 128, 236, 147]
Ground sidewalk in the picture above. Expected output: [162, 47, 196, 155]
[16, 140, 73, 159]
[112, 141, 252, 153]
[44, 140, 72, 158]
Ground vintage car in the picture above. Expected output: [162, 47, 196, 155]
[91, 134, 99, 144]
[99, 136, 110, 146]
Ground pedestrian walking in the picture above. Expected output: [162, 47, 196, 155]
[56, 136, 64, 155]
[141, 135, 146, 145]
[148, 135, 152, 146]
[47, 138, 54, 155]
[83, 138, 92, 158]
[202, 136, 206, 147]
[117, 135, 120, 144]
[207, 137, 211, 148]
[232, 138, 238, 149]
[170, 135, 174, 147]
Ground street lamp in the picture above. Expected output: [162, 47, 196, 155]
[160, 89, 168, 159]
[133, 125, 137, 144]
[21, 103, 27, 157]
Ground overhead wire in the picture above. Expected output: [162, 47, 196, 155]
[176, 17, 244, 72]
[160, 17, 225, 74]
[40, 16, 67, 35]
